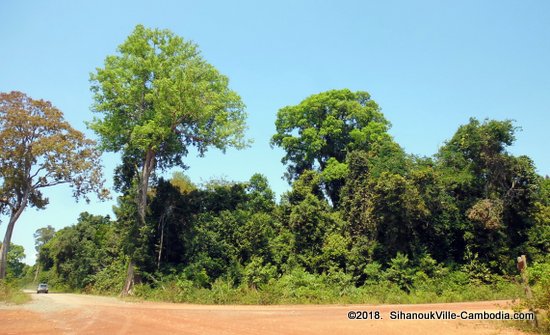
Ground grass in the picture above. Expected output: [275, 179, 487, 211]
[0, 280, 31, 305]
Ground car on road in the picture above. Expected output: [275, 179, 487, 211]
[37, 283, 48, 294]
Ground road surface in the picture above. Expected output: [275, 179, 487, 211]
[0, 292, 531, 335]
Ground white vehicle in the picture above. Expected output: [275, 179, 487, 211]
[37, 283, 48, 294]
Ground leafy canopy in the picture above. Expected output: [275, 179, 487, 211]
[0, 91, 106, 279]
[89, 24, 248, 175]
[271, 89, 388, 178]
[34, 225, 56, 253]
[271, 89, 398, 205]
[0, 91, 106, 212]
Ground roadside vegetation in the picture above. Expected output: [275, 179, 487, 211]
[0, 280, 30, 305]
[516, 261, 550, 333]
[0, 242, 32, 304]
[1, 25, 548, 333]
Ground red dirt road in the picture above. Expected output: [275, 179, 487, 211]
[0, 292, 531, 335]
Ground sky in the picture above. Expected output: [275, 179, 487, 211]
[1, 0, 549, 265]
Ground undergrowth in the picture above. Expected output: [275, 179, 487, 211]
[126, 268, 524, 306]
[0, 280, 31, 305]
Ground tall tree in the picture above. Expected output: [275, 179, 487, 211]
[437, 118, 539, 270]
[281, 170, 337, 272]
[0, 91, 106, 279]
[34, 225, 56, 254]
[33, 225, 56, 282]
[89, 24, 248, 295]
[271, 89, 402, 206]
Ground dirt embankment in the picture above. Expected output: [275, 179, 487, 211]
[0, 292, 532, 335]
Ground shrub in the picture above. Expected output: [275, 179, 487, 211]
[524, 261, 550, 332]
[385, 253, 415, 292]
[242, 256, 277, 289]
[0, 280, 30, 304]
[90, 257, 127, 294]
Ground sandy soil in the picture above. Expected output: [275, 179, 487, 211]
[0, 292, 532, 335]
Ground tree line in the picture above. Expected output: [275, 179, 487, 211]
[29, 90, 549, 298]
[0, 26, 548, 323]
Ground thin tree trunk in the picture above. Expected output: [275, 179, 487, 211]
[121, 259, 135, 297]
[33, 263, 40, 284]
[157, 220, 164, 270]
[157, 205, 172, 271]
[0, 201, 27, 279]
[121, 148, 156, 296]
[0, 220, 15, 279]
[137, 149, 156, 225]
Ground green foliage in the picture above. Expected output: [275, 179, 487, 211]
[89, 24, 249, 294]
[245, 174, 276, 212]
[525, 261, 550, 331]
[169, 171, 196, 194]
[89, 256, 127, 294]
[385, 253, 415, 292]
[271, 89, 398, 206]
[90, 24, 248, 151]
[0, 280, 30, 304]
[461, 247, 495, 284]
[320, 233, 351, 272]
[281, 171, 338, 271]
[4, 243, 27, 279]
[340, 150, 375, 239]
[127, 265, 522, 305]
[437, 118, 540, 271]
[242, 256, 277, 289]
[0, 91, 106, 279]
[33, 87, 546, 326]
[37, 213, 121, 290]
[89, 24, 248, 185]
[526, 177, 550, 263]
[362, 262, 384, 285]
[33, 226, 56, 253]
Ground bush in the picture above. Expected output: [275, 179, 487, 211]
[385, 253, 415, 292]
[362, 262, 384, 285]
[524, 261, 550, 332]
[36, 269, 74, 293]
[0, 280, 30, 305]
[242, 256, 277, 289]
[90, 257, 127, 294]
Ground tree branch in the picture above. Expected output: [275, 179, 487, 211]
[35, 180, 69, 189]
[0, 198, 15, 212]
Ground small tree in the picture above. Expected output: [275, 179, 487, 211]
[0, 243, 26, 280]
[0, 91, 106, 279]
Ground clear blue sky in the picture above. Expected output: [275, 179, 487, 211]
[1, 0, 549, 264]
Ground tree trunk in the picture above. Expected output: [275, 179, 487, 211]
[157, 205, 172, 271]
[121, 148, 156, 296]
[137, 148, 156, 225]
[0, 202, 27, 279]
[33, 263, 40, 284]
[157, 220, 164, 270]
[0, 223, 14, 279]
[121, 259, 135, 297]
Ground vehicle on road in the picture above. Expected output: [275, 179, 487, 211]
[37, 283, 48, 294]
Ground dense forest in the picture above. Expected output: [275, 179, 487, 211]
[1, 25, 548, 329]
[28, 91, 550, 310]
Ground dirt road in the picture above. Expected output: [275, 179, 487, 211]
[0, 292, 531, 335]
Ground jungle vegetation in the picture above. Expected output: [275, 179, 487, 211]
[1, 25, 548, 330]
